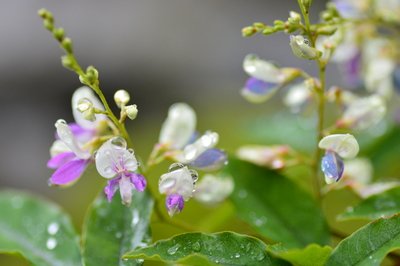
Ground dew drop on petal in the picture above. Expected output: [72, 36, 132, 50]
[168, 163, 185, 172]
[110, 136, 127, 149]
[46, 238, 57, 250]
[47, 222, 59, 235]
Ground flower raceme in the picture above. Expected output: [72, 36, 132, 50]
[47, 87, 108, 186]
[319, 134, 359, 184]
[95, 137, 146, 206]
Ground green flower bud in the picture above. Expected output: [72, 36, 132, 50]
[86, 66, 99, 84]
[61, 55, 74, 70]
[62, 38, 73, 53]
[317, 25, 337, 35]
[242, 26, 256, 37]
[53, 28, 65, 42]
[125, 104, 138, 120]
[114, 90, 130, 108]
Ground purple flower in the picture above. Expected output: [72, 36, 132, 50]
[95, 137, 146, 206]
[47, 87, 107, 186]
[165, 194, 185, 216]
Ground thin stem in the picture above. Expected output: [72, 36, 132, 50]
[297, 0, 326, 201]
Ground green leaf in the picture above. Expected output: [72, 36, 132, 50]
[0, 190, 81, 266]
[268, 244, 332, 266]
[339, 187, 400, 220]
[82, 190, 153, 266]
[124, 231, 275, 266]
[326, 214, 400, 265]
[228, 158, 329, 248]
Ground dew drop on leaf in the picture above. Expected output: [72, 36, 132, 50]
[46, 238, 57, 250]
[167, 244, 181, 255]
[47, 222, 59, 235]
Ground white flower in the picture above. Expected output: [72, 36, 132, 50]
[339, 95, 386, 131]
[283, 81, 312, 113]
[159, 103, 196, 150]
[243, 54, 285, 83]
[194, 174, 234, 204]
[319, 134, 359, 159]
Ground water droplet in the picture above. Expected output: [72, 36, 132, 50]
[115, 232, 122, 239]
[245, 243, 252, 252]
[369, 255, 373, 259]
[46, 238, 57, 250]
[167, 244, 181, 255]
[238, 189, 248, 199]
[256, 252, 265, 261]
[47, 222, 59, 235]
[235, 253, 241, 258]
[192, 241, 201, 252]
[189, 169, 199, 183]
[128, 148, 134, 154]
[55, 119, 67, 126]
[11, 196, 23, 209]
[131, 210, 139, 226]
[169, 163, 185, 172]
[215, 259, 220, 264]
[110, 136, 127, 149]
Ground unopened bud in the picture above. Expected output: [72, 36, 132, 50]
[43, 20, 54, 31]
[77, 98, 96, 121]
[62, 38, 73, 53]
[53, 28, 65, 42]
[114, 89, 130, 107]
[242, 26, 256, 37]
[288, 11, 301, 24]
[125, 104, 138, 120]
[86, 66, 99, 84]
[289, 35, 321, 60]
[317, 25, 337, 35]
[61, 55, 74, 70]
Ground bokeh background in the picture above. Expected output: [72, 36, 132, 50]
[2, 0, 372, 264]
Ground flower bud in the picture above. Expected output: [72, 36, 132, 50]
[61, 55, 74, 70]
[319, 134, 359, 159]
[242, 26, 256, 37]
[62, 38, 73, 54]
[53, 28, 65, 42]
[125, 104, 138, 120]
[288, 11, 301, 24]
[85, 66, 99, 84]
[289, 35, 321, 60]
[114, 89, 130, 107]
[181, 131, 219, 162]
[321, 151, 344, 184]
[77, 98, 96, 122]
[243, 54, 284, 83]
[237, 145, 289, 169]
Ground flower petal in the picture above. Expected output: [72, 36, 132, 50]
[47, 152, 76, 169]
[159, 103, 196, 149]
[119, 176, 134, 206]
[68, 123, 95, 143]
[129, 173, 147, 192]
[49, 140, 71, 157]
[165, 194, 184, 216]
[243, 54, 284, 83]
[49, 159, 89, 186]
[104, 177, 120, 202]
[95, 137, 138, 178]
[194, 175, 234, 204]
[180, 131, 219, 163]
[55, 120, 91, 159]
[321, 151, 344, 184]
[289, 35, 320, 60]
[72, 86, 107, 129]
[318, 134, 359, 159]
[159, 166, 194, 200]
[189, 148, 227, 171]
[241, 77, 279, 104]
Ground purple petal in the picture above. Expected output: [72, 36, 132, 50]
[189, 148, 227, 171]
[47, 152, 76, 169]
[119, 176, 134, 206]
[166, 194, 184, 216]
[104, 177, 120, 202]
[321, 151, 344, 183]
[49, 159, 89, 185]
[245, 77, 277, 95]
[129, 173, 147, 192]
[69, 123, 95, 143]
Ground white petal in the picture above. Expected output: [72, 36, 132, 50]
[50, 140, 71, 157]
[95, 137, 137, 179]
[180, 131, 219, 163]
[289, 35, 320, 60]
[318, 134, 359, 159]
[357, 182, 400, 198]
[243, 54, 284, 83]
[343, 158, 373, 185]
[194, 175, 234, 204]
[342, 95, 386, 130]
[158, 166, 194, 200]
[283, 82, 311, 112]
[236, 145, 288, 168]
[72, 86, 107, 129]
[364, 58, 395, 93]
[55, 120, 90, 159]
[119, 176, 134, 206]
[159, 103, 196, 149]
